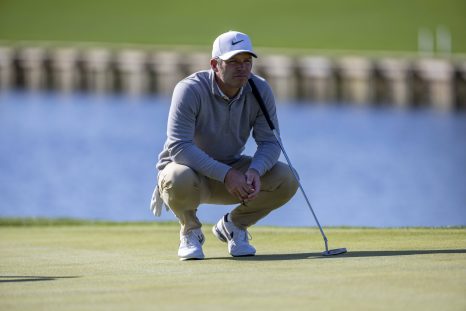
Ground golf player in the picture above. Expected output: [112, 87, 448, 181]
[151, 30, 298, 260]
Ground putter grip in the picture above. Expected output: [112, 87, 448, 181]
[248, 78, 276, 131]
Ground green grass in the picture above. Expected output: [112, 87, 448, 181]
[0, 0, 465, 53]
[1, 220, 465, 311]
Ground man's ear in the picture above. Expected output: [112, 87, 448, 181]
[210, 58, 219, 72]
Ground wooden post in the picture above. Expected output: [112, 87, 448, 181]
[82, 48, 113, 92]
[415, 58, 454, 110]
[297, 56, 335, 103]
[116, 49, 148, 96]
[49, 48, 80, 92]
[149, 51, 183, 96]
[257, 55, 296, 101]
[337, 56, 373, 104]
[0, 46, 14, 90]
[17, 47, 47, 90]
[375, 58, 410, 107]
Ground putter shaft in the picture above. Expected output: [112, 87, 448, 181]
[272, 129, 329, 253]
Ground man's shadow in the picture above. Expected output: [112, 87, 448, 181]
[0, 276, 80, 283]
[207, 249, 466, 261]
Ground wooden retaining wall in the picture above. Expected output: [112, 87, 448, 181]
[0, 46, 465, 110]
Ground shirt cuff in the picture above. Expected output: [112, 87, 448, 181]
[248, 162, 266, 176]
[212, 162, 232, 183]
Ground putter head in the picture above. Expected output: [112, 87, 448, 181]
[322, 248, 347, 256]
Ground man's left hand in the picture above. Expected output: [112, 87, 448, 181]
[244, 168, 260, 202]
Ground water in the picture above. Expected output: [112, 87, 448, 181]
[1, 91, 465, 227]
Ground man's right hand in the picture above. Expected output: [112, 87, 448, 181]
[224, 168, 255, 202]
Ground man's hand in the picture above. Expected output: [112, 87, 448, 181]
[224, 168, 261, 202]
[244, 168, 260, 201]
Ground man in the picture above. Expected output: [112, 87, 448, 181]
[151, 30, 298, 260]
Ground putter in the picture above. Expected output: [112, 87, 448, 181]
[249, 79, 347, 256]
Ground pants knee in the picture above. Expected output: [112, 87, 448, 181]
[282, 168, 299, 198]
[271, 162, 299, 198]
[161, 165, 200, 203]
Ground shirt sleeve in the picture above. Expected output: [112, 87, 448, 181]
[165, 81, 231, 182]
[248, 79, 281, 175]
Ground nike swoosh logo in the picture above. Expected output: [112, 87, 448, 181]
[232, 40, 244, 45]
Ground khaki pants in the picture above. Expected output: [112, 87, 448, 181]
[157, 156, 299, 234]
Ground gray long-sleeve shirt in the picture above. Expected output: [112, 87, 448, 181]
[156, 69, 281, 183]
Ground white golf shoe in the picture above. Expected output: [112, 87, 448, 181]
[212, 214, 256, 257]
[178, 228, 205, 260]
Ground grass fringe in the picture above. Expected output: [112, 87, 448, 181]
[0, 218, 464, 229]
[0, 217, 176, 227]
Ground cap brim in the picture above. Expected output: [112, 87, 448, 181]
[218, 50, 258, 60]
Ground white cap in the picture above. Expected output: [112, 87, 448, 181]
[212, 31, 258, 60]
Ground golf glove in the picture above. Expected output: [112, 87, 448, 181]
[150, 185, 168, 217]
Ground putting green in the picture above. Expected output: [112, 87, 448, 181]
[1, 220, 465, 311]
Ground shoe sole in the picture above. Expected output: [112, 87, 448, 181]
[178, 251, 205, 261]
[212, 224, 228, 243]
[179, 256, 204, 261]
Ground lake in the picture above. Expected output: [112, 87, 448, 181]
[0, 91, 465, 227]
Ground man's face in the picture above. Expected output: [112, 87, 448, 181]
[213, 52, 253, 91]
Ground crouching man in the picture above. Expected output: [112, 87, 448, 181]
[151, 31, 298, 260]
